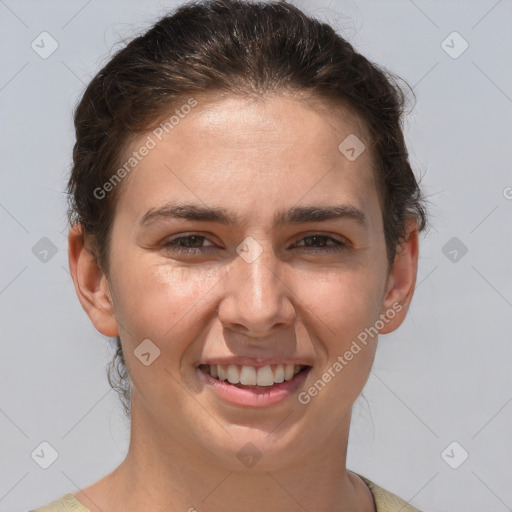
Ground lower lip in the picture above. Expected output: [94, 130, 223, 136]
[196, 366, 312, 407]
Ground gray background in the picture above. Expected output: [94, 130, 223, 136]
[1, 1, 511, 511]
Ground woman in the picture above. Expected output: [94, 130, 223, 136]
[32, 0, 428, 510]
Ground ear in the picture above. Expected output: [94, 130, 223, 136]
[68, 224, 119, 337]
[379, 218, 419, 334]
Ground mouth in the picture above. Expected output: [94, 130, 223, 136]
[198, 363, 311, 389]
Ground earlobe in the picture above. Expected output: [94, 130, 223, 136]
[379, 219, 419, 335]
[68, 225, 119, 337]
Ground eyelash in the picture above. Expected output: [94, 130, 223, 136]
[162, 234, 347, 255]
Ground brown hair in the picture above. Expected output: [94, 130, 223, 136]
[67, 0, 428, 417]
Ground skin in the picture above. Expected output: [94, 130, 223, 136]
[68, 93, 419, 512]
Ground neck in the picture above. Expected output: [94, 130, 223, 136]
[76, 394, 374, 512]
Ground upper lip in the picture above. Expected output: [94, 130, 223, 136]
[196, 357, 313, 368]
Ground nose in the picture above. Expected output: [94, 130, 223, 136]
[217, 239, 296, 337]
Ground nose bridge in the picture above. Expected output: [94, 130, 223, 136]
[240, 239, 277, 303]
[218, 236, 294, 334]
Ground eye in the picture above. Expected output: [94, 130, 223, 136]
[161, 233, 348, 257]
[292, 234, 347, 253]
[162, 234, 217, 255]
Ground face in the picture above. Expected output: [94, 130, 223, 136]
[72, 93, 416, 471]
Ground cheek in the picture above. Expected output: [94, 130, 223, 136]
[109, 262, 229, 408]
[296, 266, 384, 339]
[296, 273, 382, 413]
[111, 259, 227, 353]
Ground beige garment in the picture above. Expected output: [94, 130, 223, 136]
[30, 473, 423, 511]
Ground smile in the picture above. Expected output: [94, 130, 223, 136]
[199, 363, 309, 387]
[197, 363, 312, 407]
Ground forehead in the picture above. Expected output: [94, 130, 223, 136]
[114, 93, 381, 229]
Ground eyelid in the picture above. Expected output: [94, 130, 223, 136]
[164, 232, 218, 245]
[163, 231, 347, 245]
[161, 232, 349, 256]
[291, 232, 348, 245]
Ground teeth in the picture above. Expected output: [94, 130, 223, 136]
[227, 364, 240, 384]
[205, 363, 306, 386]
[274, 364, 285, 383]
[217, 365, 227, 381]
[240, 366, 257, 385]
[256, 366, 274, 386]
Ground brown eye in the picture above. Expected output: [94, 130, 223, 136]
[293, 235, 346, 252]
[162, 234, 217, 254]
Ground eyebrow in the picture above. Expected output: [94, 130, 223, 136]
[138, 202, 368, 230]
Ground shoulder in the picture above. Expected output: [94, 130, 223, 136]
[29, 493, 90, 512]
[356, 474, 424, 512]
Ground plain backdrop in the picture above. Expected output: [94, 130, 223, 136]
[1, 1, 511, 511]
